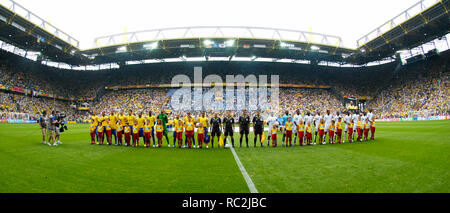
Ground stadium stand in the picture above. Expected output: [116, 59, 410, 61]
[0, 48, 448, 122]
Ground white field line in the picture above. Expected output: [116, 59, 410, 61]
[227, 139, 258, 193]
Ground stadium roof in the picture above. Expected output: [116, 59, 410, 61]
[349, 0, 450, 64]
[0, 0, 89, 65]
[80, 26, 356, 65]
[0, 0, 448, 67]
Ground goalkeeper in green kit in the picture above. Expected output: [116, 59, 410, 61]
[157, 109, 170, 147]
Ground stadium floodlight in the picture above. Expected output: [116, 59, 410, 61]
[116, 45, 127, 53]
[251, 55, 257, 61]
[143, 42, 158, 50]
[225, 40, 235, 47]
[280, 42, 294, 48]
[310, 45, 320, 50]
[342, 53, 350, 59]
[203, 40, 214, 46]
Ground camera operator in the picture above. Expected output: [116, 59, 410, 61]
[54, 110, 67, 145]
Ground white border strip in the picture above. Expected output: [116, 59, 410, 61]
[227, 140, 258, 193]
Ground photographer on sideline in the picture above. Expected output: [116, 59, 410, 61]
[39, 110, 49, 145]
[55, 110, 67, 145]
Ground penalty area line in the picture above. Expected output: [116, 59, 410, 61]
[227, 139, 258, 193]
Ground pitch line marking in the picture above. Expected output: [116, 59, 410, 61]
[227, 139, 259, 193]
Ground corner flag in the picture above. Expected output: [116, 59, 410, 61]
[261, 132, 265, 144]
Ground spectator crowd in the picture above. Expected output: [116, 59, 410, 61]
[0, 49, 448, 121]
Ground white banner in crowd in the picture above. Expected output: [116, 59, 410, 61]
[376, 116, 449, 122]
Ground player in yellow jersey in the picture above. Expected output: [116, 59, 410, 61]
[184, 112, 196, 148]
[143, 119, 152, 147]
[146, 111, 157, 147]
[363, 118, 370, 141]
[297, 119, 305, 146]
[155, 119, 164, 147]
[137, 112, 146, 145]
[90, 111, 100, 142]
[196, 111, 209, 135]
[105, 118, 112, 145]
[284, 117, 294, 147]
[89, 121, 96, 145]
[175, 119, 184, 148]
[306, 121, 313, 145]
[132, 120, 139, 147]
[127, 110, 135, 132]
[185, 117, 195, 148]
[97, 121, 104, 145]
[109, 110, 118, 145]
[124, 122, 131, 146]
[329, 120, 336, 144]
[370, 118, 376, 140]
[116, 120, 123, 146]
[197, 123, 205, 148]
[172, 115, 183, 147]
[271, 124, 278, 147]
[336, 117, 344, 144]
[318, 118, 325, 145]
[99, 112, 108, 140]
[348, 120, 354, 143]
[357, 117, 363, 142]
[119, 111, 127, 131]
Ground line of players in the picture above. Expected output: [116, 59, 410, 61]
[88, 108, 376, 149]
[269, 109, 377, 148]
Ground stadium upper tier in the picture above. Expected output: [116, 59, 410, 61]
[81, 27, 355, 65]
[0, 0, 449, 67]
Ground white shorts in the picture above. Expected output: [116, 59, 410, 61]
[324, 124, 330, 132]
[345, 125, 349, 132]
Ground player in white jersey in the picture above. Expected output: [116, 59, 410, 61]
[367, 109, 374, 128]
[293, 109, 303, 145]
[323, 110, 333, 132]
[361, 112, 367, 127]
[332, 111, 341, 141]
[313, 112, 322, 144]
[304, 112, 313, 126]
[343, 112, 352, 142]
[266, 114, 279, 147]
[334, 112, 342, 123]
[352, 113, 359, 141]
[303, 112, 313, 142]
[323, 110, 333, 140]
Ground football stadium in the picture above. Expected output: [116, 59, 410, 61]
[0, 0, 449, 199]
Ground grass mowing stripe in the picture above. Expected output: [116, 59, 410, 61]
[227, 139, 258, 193]
[0, 123, 250, 193]
[234, 120, 450, 193]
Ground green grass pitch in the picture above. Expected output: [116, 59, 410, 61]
[0, 120, 448, 193]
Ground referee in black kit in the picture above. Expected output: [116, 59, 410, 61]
[209, 113, 222, 148]
[239, 110, 250, 148]
[223, 111, 235, 148]
[253, 110, 264, 148]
